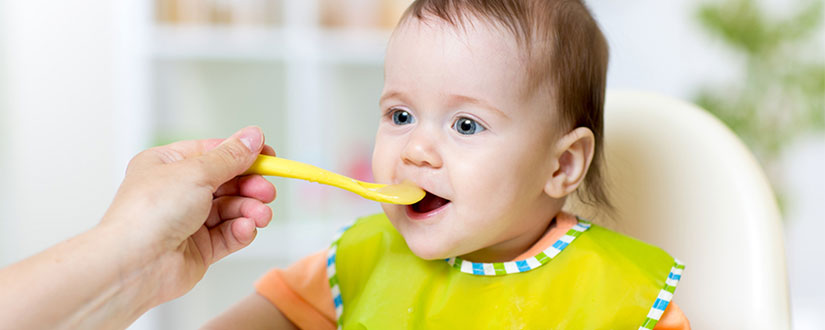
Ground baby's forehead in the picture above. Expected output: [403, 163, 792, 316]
[386, 17, 533, 97]
[393, 15, 528, 57]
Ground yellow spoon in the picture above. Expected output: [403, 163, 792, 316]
[244, 154, 425, 205]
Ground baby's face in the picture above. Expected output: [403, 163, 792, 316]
[373, 17, 564, 261]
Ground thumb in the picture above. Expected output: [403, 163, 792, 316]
[189, 126, 264, 190]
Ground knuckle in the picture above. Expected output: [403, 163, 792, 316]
[220, 141, 248, 161]
[212, 149, 238, 171]
[126, 153, 144, 170]
[126, 149, 155, 171]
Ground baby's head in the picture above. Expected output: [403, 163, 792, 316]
[372, 0, 609, 262]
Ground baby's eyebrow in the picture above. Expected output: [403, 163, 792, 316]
[379, 90, 405, 105]
[448, 94, 509, 119]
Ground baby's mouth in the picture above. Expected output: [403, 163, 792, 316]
[409, 190, 451, 215]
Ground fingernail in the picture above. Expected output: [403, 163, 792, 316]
[237, 126, 263, 151]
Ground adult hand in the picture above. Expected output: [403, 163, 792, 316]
[0, 126, 277, 330]
[102, 125, 277, 303]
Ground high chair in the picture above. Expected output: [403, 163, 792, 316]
[567, 90, 790, 329]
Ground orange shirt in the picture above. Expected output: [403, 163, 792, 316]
[256, 213, 690, 329]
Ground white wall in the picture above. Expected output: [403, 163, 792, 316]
[1, 0, 123, 264]
[589, 0, 740, 99]
[781, 135, 825, 330]
[0, 0, 9, 263]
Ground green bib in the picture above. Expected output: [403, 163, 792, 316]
[327, 213, 683, 330]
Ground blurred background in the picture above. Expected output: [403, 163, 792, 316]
[0, 0, 822, 328]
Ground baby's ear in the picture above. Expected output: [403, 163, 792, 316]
[544, 127, 595, 198]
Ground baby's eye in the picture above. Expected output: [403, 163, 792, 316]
[391, 109, 415, 125]
[453, 117, 486, 135]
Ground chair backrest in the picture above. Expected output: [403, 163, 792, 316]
[566, 91, 790, 329]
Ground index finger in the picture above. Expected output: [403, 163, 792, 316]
[166, 138, 225, 160]
[130, 139, 277, 171]
[206, 140, 277, 157]
[127, 138, 224, 171]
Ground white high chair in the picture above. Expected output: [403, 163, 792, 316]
[566, 91, 790, 329]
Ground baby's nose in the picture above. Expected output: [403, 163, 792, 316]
[401, 128, 443, 168]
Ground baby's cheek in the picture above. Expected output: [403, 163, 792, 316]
[457, 174, 505, 208]
[457, 187, 513, 230]
[370, 145, 393, 182]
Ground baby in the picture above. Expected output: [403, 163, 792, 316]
[207, 1, 688, 329]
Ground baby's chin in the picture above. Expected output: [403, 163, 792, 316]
[404, 239, 454, 260]
[382, 205, 469, 260]
[399, 229, 474, 260]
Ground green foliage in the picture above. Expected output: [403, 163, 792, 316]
[693, 0, 825, 163]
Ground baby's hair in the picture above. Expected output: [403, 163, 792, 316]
[400, 0, 613, 213]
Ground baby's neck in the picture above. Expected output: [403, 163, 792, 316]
[459, 214, 559, 263]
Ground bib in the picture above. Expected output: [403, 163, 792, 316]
[327, 213, 683, 330]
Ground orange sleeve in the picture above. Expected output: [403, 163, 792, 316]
[512, 212, 578, 260]
[255, 249, 336, 330]
[654, 302, 691, 330]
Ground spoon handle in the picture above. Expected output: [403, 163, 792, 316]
[244, 154, 358, 189]
[244, 155, 424, 205]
